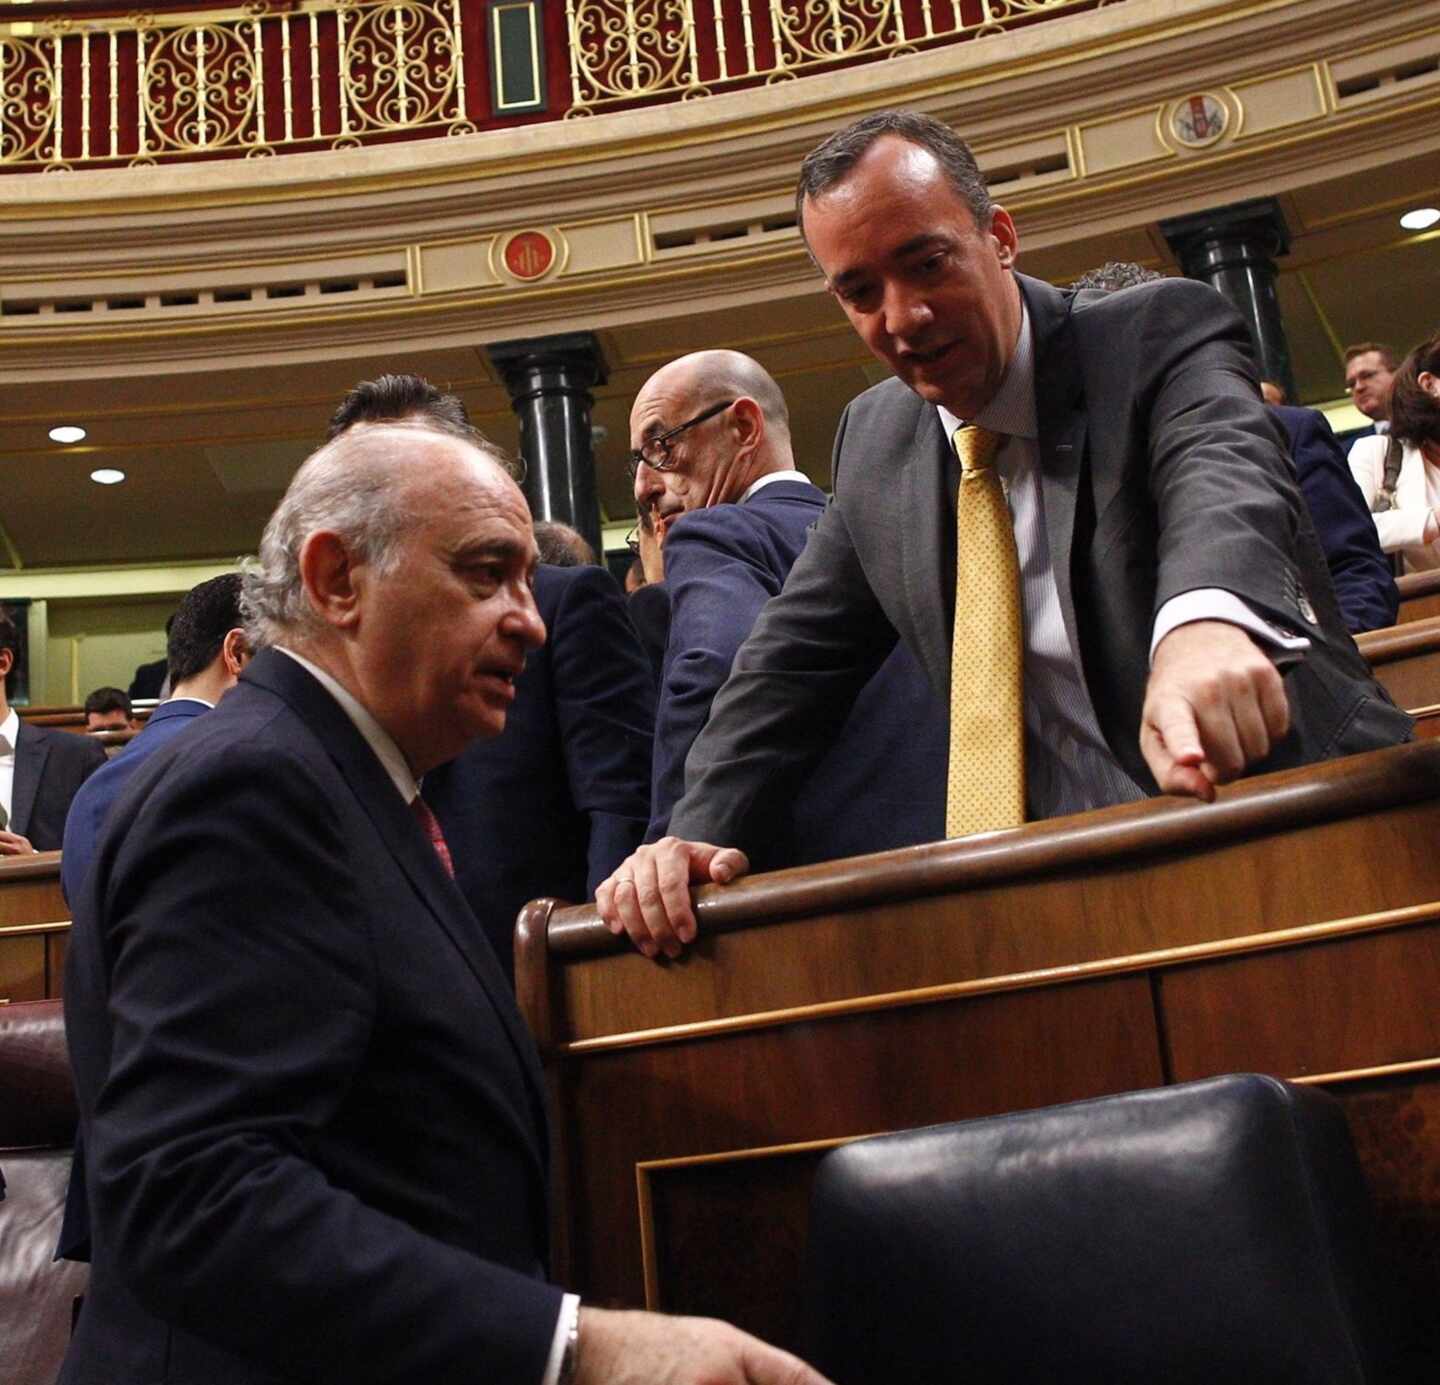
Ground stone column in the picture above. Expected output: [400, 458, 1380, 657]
[488, 332, 608, 558]
[1160, 198, 1295, 403]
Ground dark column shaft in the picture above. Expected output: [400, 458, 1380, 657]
[1161, 198, 1295, 403]
[489, 332, 608, 559]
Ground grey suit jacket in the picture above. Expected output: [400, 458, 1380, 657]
[670, 273, 1411, 849]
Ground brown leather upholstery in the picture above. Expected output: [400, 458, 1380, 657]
[0, 999, 88, 1385]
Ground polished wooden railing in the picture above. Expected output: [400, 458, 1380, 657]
[1397, 569, 1440, 625]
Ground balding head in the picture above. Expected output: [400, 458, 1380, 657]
[630, 351, 795, 541]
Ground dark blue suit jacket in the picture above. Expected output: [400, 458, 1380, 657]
[426, 564, 653, 978]
[61, 698, 210, 903]
[1271, 405, 1398, 633]
[10, 719, 105, 851]
[61, 650, 560, 1384]
[649, 480, 947, 862]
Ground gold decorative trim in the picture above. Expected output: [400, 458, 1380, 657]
[0, 920, 70, 936]
[635, 1132, 877, 1310]
[557, 899, 1440, 1056]
[1293, 1055, 1440, 1087]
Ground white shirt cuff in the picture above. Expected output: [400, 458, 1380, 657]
[541, 1294, 581, 1385]
[1150, 589, 1311, 665]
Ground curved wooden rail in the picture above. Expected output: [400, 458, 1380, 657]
[543, 741, 1440, 959]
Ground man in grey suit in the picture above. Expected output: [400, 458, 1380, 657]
[597, 109, 1410, 955]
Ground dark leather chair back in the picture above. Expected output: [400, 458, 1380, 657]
[0, 999, 88, 1385]
[804, 1074, 1382, 1384]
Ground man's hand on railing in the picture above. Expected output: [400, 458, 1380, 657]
[595, 838, 750, 960]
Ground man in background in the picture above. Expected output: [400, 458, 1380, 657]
[0, 607, 106, 854]
[62, 574, 248, 903]
[1343, 342, 1398, 440]
[82, 687, 136, 733]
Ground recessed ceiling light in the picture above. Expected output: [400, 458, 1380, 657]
[90, 468, 126, 485]
[49, 424, 87, 444]
[1400, 207, 1440, 231]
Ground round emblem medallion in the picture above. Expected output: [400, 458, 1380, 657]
[1170, 93, 1229, 149]
[501, 230, 558, 282]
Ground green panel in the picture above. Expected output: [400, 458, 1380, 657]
[491, 1, 545, 113]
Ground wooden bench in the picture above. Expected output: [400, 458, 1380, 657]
[1397, 569, 1440, 624]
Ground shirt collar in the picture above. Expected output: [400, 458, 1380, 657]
[0, 707, 16, 757]
[274, 647, 419, 805]
[740, 469, 811, 504]
[936, 296, 1037, 443]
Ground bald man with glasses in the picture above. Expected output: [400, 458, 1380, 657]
[630, 348, 947, 870]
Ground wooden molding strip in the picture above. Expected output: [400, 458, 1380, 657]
[557, 899, 1440, 1057]
[1293, 1054, 1440, 1087]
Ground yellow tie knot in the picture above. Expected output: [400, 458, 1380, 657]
[953, 424, 1002, 477]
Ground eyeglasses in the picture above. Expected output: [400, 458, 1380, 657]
[626, 399, 735, 478]
[1345, 369, 1385, 391]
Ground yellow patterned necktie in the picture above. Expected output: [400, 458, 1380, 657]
[946, 424, 1026, 837]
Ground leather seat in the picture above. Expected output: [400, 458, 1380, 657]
[0, 999, 88, 1385]
[804, 1074, 1382, 1384]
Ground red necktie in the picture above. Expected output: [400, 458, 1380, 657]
[410, 794, 455, 878]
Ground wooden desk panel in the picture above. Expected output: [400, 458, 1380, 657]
[522, 744, 1440, 1376]
[0, 853, 69, 1002]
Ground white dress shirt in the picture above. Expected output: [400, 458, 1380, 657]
[938, 303, 1307, 818]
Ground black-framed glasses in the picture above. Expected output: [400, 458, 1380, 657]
[626, 399, 734, 478]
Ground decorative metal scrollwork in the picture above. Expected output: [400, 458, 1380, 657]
[0, 35, 57, 164]
[340, 0, 459, 132]
[142, 23, 258, 150]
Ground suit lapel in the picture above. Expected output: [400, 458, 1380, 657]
[1022, 275, 1089, 675]
[903, 402, 955, 702]
[10, 722, 45, 836]
[243, 652, 551, 1176]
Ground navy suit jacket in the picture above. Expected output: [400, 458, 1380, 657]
[426, 564, 652, 977]
[10, 718, 106, 851]
[61, 650, 561, 1385]
[61, 698, 210, 903]
[1271, 404, 1398, 633]
[649, 480, 947, 860]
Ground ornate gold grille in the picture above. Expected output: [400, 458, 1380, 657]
[562, 0, 1105, 115]
[0, 0, 475, 169]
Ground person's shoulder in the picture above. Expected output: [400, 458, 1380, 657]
[842, 375, 921, 431]
[31, 722, 108, 768]
[1347, 431, 1388, 466]
[1070, 274, 1217, 324]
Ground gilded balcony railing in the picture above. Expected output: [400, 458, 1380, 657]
[562, 0, 1105, 115]
[0, 0, 1110, 170]
[0, 0, 477, 168]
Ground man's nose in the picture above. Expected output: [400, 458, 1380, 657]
[507, 585, 547, 652]
[884, 284, 933, 340]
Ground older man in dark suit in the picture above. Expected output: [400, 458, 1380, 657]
[598, 109, 1410, 957]
[60, 415, 828, 1385]
[0, 608, 106, 855]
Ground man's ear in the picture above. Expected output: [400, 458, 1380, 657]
[988, 206, 1019, 268]
[296, 530, 362, 631]
[0, 647, 12, 681]
[728, 397, 765, 457]
[220, 627, 249, 675]
[1419, 370, 1440, 400]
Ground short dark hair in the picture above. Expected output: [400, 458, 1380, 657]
[84, 686, 131, 718]
[1387, 330, 1440, 449]
[168, 573, 245, 684]
[327, 374, 477, 441]
[533, 521, 596, 567]
[1069, 261, 1164, 293]
[1343, 342, 1398, 371]
[0, 606, 17, 666]
[796, 110, 992, 244]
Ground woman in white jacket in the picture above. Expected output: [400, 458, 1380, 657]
[1349, 330, 1440, 573]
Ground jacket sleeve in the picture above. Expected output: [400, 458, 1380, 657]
[1288, 411, 1398, 632]
[548, 566, 655, 893]
[666, 468, 897, 852]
